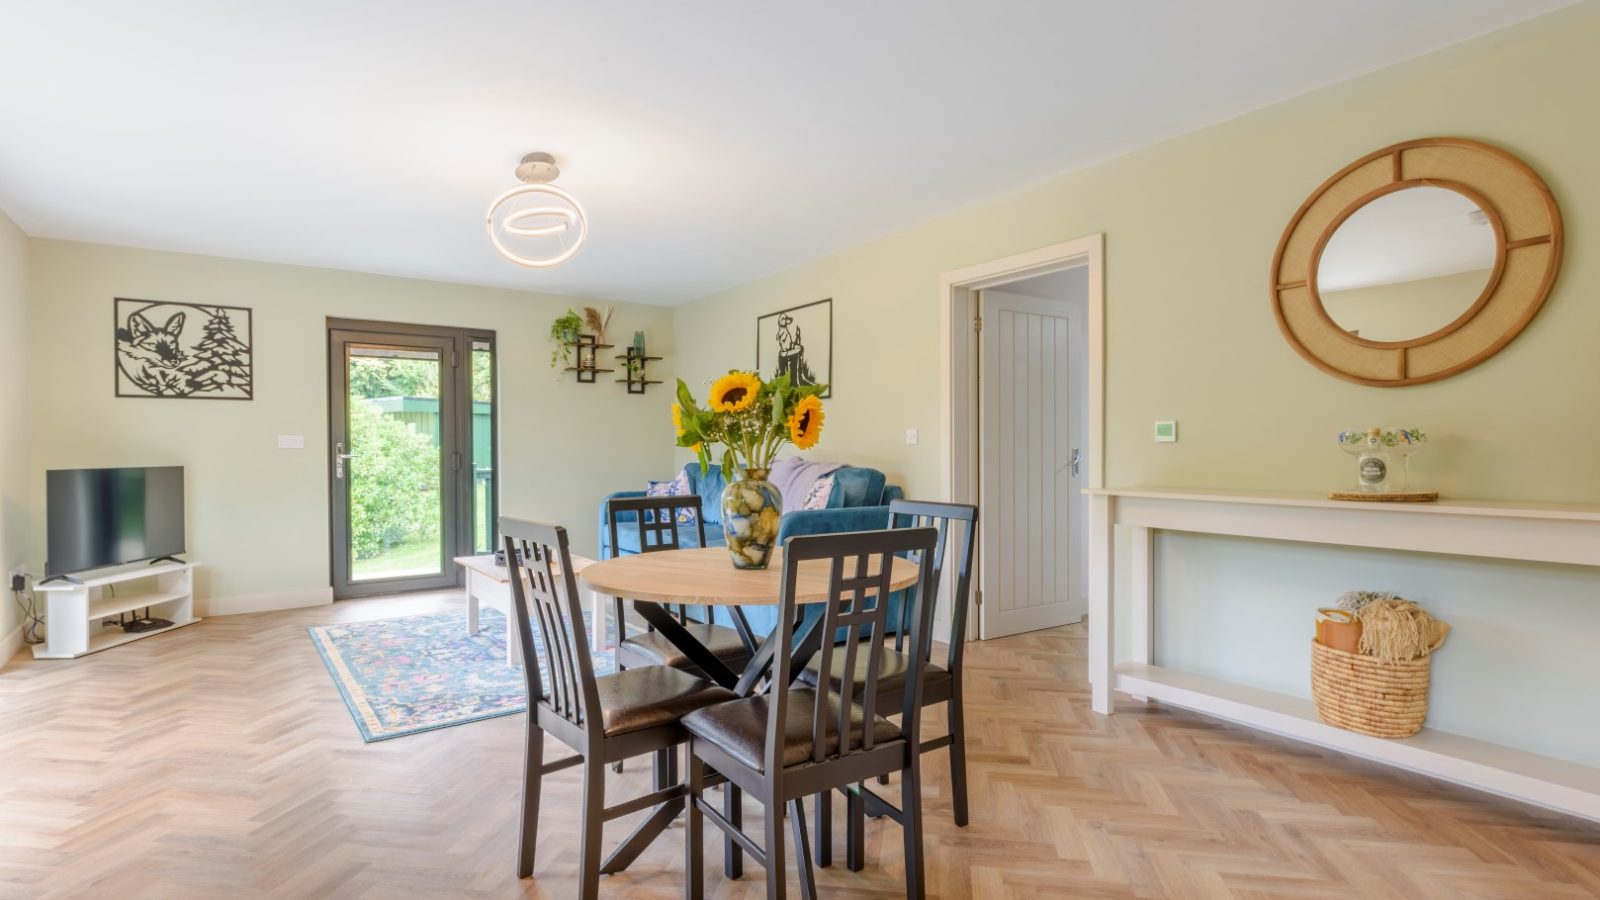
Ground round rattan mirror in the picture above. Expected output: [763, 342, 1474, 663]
[1271, 138, 1562, 386]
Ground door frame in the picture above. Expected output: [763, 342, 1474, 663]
[326, 317, 498, 600]
[939, 234, 1105, 639]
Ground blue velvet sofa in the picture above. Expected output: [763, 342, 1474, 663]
[598, 463, 905, 636]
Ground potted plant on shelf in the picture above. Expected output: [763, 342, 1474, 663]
[549, 309, 583, 376]
[673, 371, 827, 569]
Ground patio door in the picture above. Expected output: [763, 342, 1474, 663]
[328, 320, 496, 599]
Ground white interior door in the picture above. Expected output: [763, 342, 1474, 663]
[978, 289, 1086, 639]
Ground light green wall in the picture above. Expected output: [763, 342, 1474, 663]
[674, 2, 1599, 504]
[26, 240, 675, 608]
[672, 4, 1600, 763]
[0, 210, 27, 640]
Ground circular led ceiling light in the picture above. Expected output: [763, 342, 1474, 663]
[486, 152, 588, 268]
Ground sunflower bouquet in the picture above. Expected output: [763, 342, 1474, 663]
[673, 371, 827, 568]
[673, 371, 826, 479]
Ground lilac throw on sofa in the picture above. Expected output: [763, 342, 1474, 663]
[768, 458, 844, 515]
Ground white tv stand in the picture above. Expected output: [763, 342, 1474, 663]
[32, 561, 201, 659]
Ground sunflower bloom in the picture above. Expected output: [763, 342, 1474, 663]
[672, 403, 685, 437]
[709, 372, 760, 413]
[787, 395, 824, 449]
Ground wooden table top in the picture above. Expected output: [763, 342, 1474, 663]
[577, 547, 920, 606]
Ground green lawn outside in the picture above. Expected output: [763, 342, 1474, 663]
[352, 534, 442, 581]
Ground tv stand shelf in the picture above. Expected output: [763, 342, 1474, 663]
[32, 561, 200, 659]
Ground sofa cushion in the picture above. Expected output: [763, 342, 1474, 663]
[683, 464, 728, 526]
[802, 474, 835, 510]
[645, 472, 699, 525]
[827, 467, 887, 508]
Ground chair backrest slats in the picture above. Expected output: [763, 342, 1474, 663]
[769, 527, 940, 771]
[889, 500, 978, 673]
[606, 494, 710, 623]
[501, 517, 602, 738]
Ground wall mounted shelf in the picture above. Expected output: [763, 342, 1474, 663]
[562, 335, 614, 383]
[615, 347, 663, 394]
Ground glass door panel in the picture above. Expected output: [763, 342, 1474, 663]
[470, 340, 496, 554]
[328, 322, 496, 599]
[329, 327, 460, 598]
[347, 346, 445, 581]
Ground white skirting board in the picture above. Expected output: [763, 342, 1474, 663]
[199, 586, 333, 617]
[1, 623, 21, 667]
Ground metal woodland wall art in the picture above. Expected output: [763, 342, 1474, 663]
[115, 298, 253, 400]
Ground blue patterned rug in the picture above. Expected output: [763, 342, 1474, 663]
[309, 608, 614, 743]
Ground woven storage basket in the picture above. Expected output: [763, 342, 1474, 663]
[1309, 639, 1433, 738]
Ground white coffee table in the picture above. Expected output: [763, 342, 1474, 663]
[454, 553, 602, 666]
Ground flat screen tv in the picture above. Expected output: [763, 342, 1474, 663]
[46, 466, 186, 578]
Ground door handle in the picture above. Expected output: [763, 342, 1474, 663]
[334, 441, 357, 479]
[1070, 447, 1082, 477]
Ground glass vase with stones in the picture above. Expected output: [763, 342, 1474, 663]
[721, 468, 782, 569]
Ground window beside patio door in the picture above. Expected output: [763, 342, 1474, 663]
[328, 320, 497, 599]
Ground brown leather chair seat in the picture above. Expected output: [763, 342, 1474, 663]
[592, 666, 736, 737]
[680, 686, 900, 772]
[797, 645, 953, 699]
[619, 623, 751, 671]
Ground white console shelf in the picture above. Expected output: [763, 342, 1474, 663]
[32, 561, 201, 659]
[1085, 488, 1600, 822]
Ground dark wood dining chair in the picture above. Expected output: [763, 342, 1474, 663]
[606, 495, 756, 783]
[681, 526, 941, 900]
[798, 499, 977, 866]
[501, 517, 737, 900]
[606, 495, 755, 676]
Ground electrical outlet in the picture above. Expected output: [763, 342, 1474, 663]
[905, 428, 920, 446]
[9, 566, 25, 592]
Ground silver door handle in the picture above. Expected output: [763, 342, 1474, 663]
[335, 441, 357, 479]
[1070, 447, 1082, 477]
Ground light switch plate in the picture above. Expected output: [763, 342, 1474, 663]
[1154, 420, 1177, 443]
[905, 428, 919, 446]
[277, 434, 306, 449]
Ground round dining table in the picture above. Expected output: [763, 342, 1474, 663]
[578, 546, 921, 696]
[575, 545, 921, 877]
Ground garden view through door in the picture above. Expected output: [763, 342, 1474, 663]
[328, 321, 495, 599]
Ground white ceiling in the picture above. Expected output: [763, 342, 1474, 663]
[0, 1, 1571, 305]
[1318, 187, 1498, 292]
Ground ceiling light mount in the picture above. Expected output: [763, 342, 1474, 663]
[514, 151, 560, 184]
[486, 151, 587, 269]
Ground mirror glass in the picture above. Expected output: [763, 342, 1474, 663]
[1317, 186, 1498, 342]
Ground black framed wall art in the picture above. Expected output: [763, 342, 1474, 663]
[756, 298, 831, 397]
[114, 298, 254, 399]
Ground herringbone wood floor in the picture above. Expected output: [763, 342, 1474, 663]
[3, 592, 1599, 899]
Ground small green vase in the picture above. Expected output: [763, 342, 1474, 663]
[720, 468, 782, 569]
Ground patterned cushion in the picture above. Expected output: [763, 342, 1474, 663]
[645, 474, 699, 525]
[801, 474, 835, 510]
